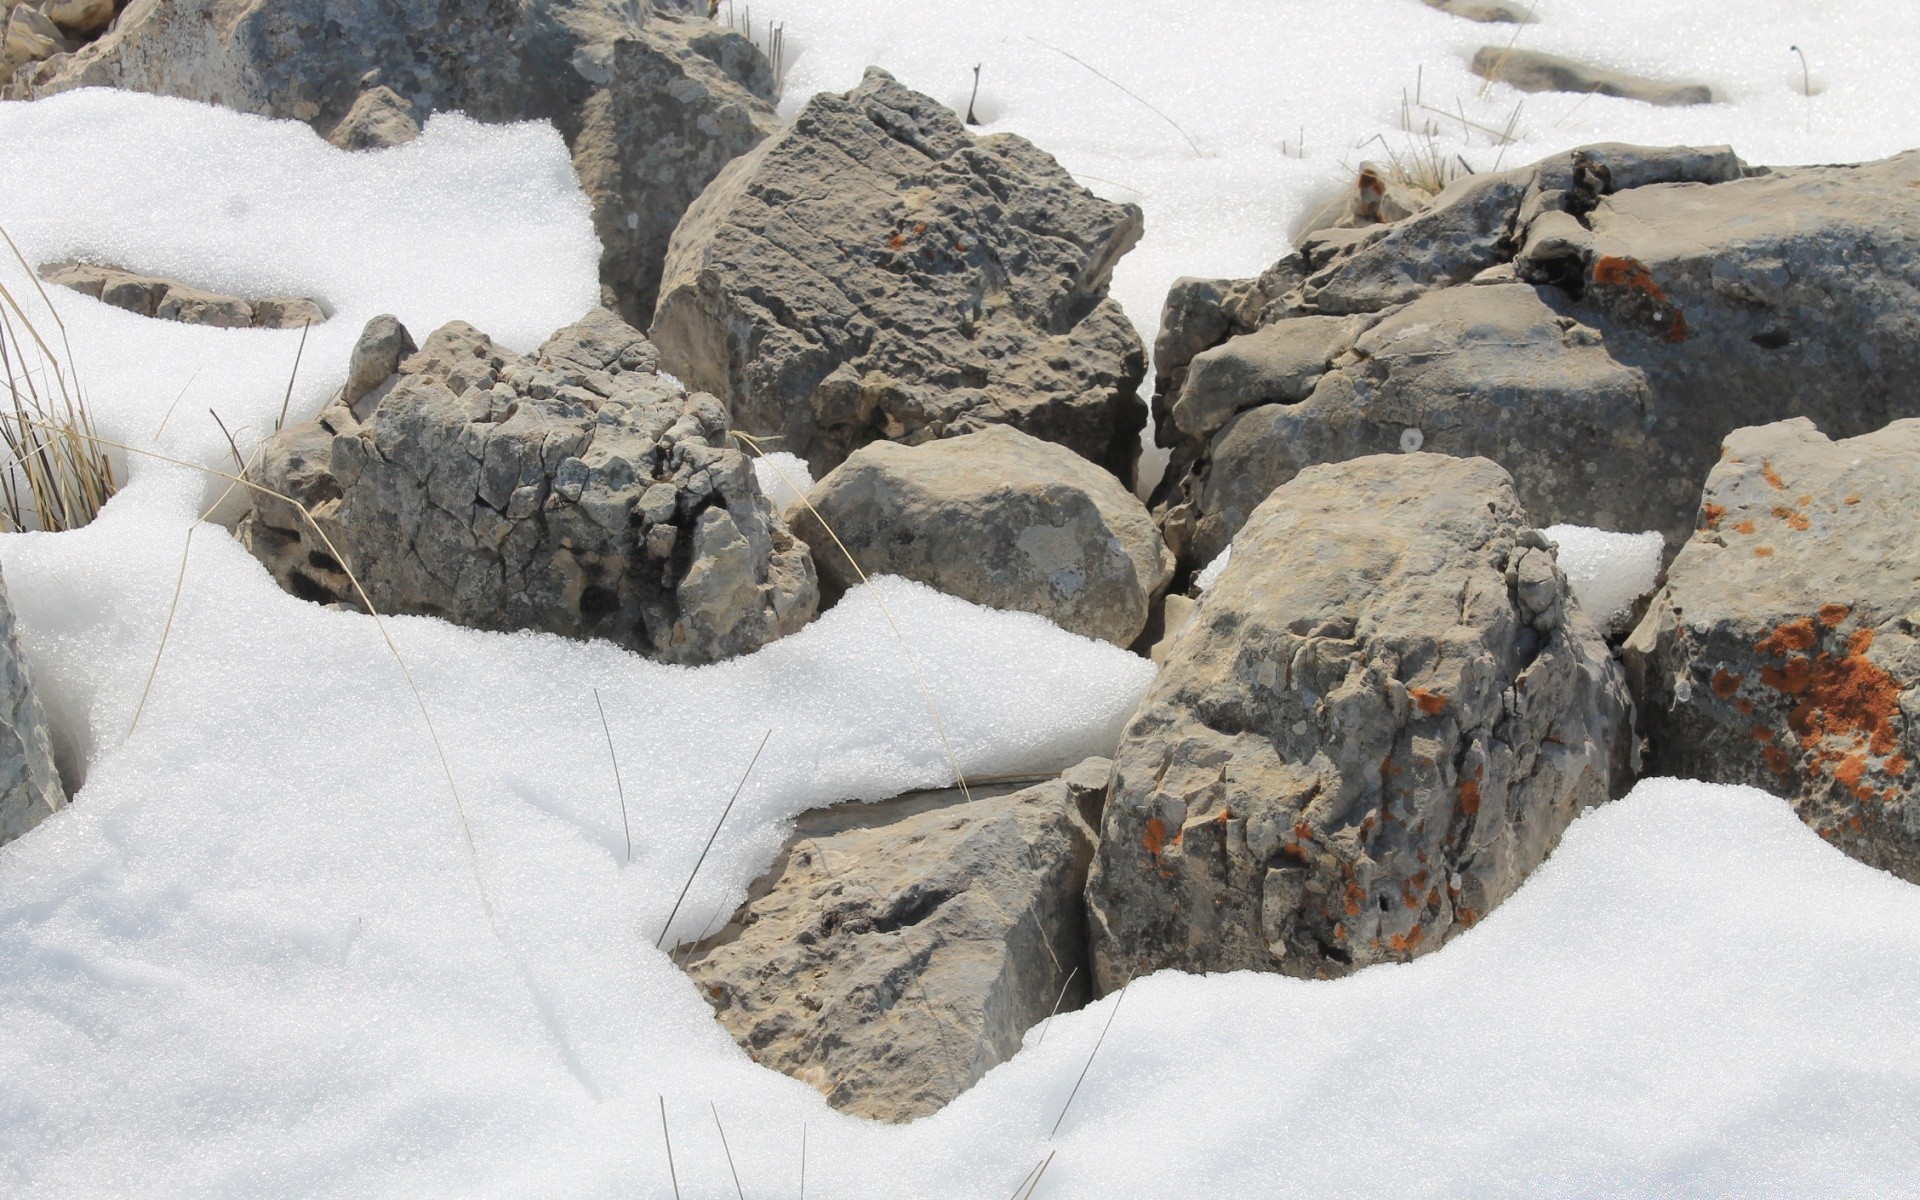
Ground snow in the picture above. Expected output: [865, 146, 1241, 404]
[751, 450, 815, 512]
[1546, 523, 1666, 630]
[1192, 544, 1230, 593]
[4, 0, 1920, 1193]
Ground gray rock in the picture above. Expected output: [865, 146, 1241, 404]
[9, 1, 779, 326]
[651, 67, 1149, 485]
[1, 560, 67, 849]
[3, 5, 71, 74]
[1088, 453, 1631, 988]
[1152, 145, 1920, 572]
[240, 308, 818, 665]
[680, 763, 1106, 1122]
[790, 424, 1173, 646]
[38, 260, 328, 329]
[1423, 0, 1533, 22]
[325, 84, 420, 151]
[1471, 46, 1713, 107]
[1623, 418, 1920, 882]
[342, 314, 416, 413]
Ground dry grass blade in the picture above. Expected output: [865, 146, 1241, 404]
[1007, 1154, 1046, 1199]
[733, 431, 972, 803]
[274, 318, 312, 432]
[655, 727, 773, 950]
[799, 1123, 806, 1200]
[207, 408, 247, 474]
[0, 249, 117, 534]
[593, 686, 633, 863]
[1049, 980, 1129, 1138]
[660, 1096, 682, 1200]
[153, 365, 204, 439]
[1026, 35, 1201, 156]
[1476, 0, 1543, 99]
[711, 1102, 747, 1200]
[1034, 967, 1080, 1046]
[1017, 1150, 1058, 1199]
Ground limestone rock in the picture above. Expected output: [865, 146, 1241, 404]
[240, 308, 818, 665]
[9, 1, 779, 326]
[1151, 144, 1920, 572]
[1472, 47, 1713, 107]
[790, 425, 1172, 646]
[3, 4, 70, 73]
[680, 764, 1106, 1122]
[652, 67, 1148, 485]
[1623, 418, 1920, 882]
[1088, 454, 1631, 988]
[44, 0, 114, 38]
[1423, 0, 1533, 22]
[1, 560, 67, 849]
[38, 260, 326, 329]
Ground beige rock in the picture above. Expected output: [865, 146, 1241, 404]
[1471, 46, 1713, 107]
[44, 0, 114, 37]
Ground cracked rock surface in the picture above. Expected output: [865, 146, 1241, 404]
[651, 67, 1148, 486]
[680, 761, 1106, 1123]
[0, 560, 67, 850]
[241, 309, 817, 665]
[1624, 418, 1920, 883]
[39, 260, 325, 328]
[1087, 453, 1631, 988]
[1150, 143, 1920, 575]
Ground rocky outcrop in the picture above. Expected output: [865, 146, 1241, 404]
[651, 68, 1149, 485]
[240, 309, 817, 665]
[1087, 454, 1631, 988]
[1471, 47, 1713, 107]
[39, 260, 325, 328]
[8, 0, 779, 325]
[1, 560, 67, 849]
[1152, 144, 1920, 574]
[680, 761, 1107, 1122]
[1624, 419, 1920, 882]
[789, 425, 1172, 646]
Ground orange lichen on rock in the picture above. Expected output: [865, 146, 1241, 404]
[1761, 460, 1786, 489]
[1758, 618, 1818, 656]
[1590, 254, 1689, 342]
[1735, 520, 1756, 535]
[1754, 546, 1775, 558]
[1702, 502, 1727, 530]
[1819, 603, 1853, 628]
[1459, 770, 1483, 817]
[1756, 618, 1908, 800]
[1409, 687, 1447, 715]
[1144, 817, 1168, 858]
[1711, 668, 1743, 698]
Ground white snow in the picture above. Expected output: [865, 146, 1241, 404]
[751, 450, 815, 512]
[1546, 523, 1666, 630]
[1192, 544, 1230, 593]
[4, 0, 1920, 1193]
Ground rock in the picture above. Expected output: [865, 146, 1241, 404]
[0, 560, 67, 850]
[9, 1, 779, 326]
[1471, 46, 1713, 107]
[43, 0, 114, 38]
[1623, 418, 1920, 882]
[680, 763, 1106, 1122]
[325, 84, 420, 151]
[342, 314, 416, 413]
[1423, 0, 1534, 22]
[38, 260, 328, 329]
[1087, 454, 1632, 987]
[790, 425, 1172, 646]
[3, 4, 70, 72]
[240, 308, 818, 666]
[651, 67, 1149, 485]
[1151, 144, 1920, 573]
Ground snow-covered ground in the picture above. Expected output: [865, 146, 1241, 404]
[3, 1, 1919, 1195]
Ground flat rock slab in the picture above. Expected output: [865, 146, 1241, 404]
[790, 424, 1173, 646]
[1625, 418, 1920, 881]
[1471, 47, 1713, 107]
[1088, 454, 1631, 986]
[39, 260, 326, 329]
[652, 67, 1148, 485]
[681, 762, 1107, 1123]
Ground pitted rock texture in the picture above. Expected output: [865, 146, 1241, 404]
[789, 425, 1173, 646]
[1151, 144, 1920, 575]
[1, 559, 67, 849]
[1624, 418, 1920, 882]
[240, 309, 817, 665]
[39, 260, 326, 328]
[8, 0, 778, 325]
[651, 67, 1149, 485]
[680, 762, 1106, 1122]
[1087, 454, 1632, 988]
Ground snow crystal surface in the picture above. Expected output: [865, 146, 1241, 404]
[751, 450, 815, 512]
[1192, 545, 1230, 593]
[1546, 523, 1666, 630]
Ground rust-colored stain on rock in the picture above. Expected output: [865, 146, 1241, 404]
[1409, 687, 1447, 715]
[1590, 254, 1689, 343]
[1756, 618, 1907, 802]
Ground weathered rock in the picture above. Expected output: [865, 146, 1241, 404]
[324, 84, 420, 151]
[38, 260, 326, 329]
[1152, 144, 1920, 572]
[240, 308, 817, 665]
[652, 67, 1149, 485]
[9, 1, 779, 326]
[43, 0, 115, 37]
[1623, 418, 1920, 882]
[3, 4, 71, 73]
[1423, 0, 1533, 22]
[1472, 47, 1713, 107]
[790, 424, 1172, 646]
[1088, 454, 1631, 988]
[342, 313, 416, 412]
[681, 763, 1106, 1122]
[0, 560, 67, 850]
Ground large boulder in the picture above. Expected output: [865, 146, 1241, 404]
[680, 761, 1108, 1122]
[1, 560, 67, 849]
[789, 425, 1173, 646]
[240, 309, 818, 666]
[651, 68, 1149, 485]
[1624, 418, 1920, 881]
[1087, 454, 1631, 988]
[1151, 144, 1920, 574]
[8, 0, 779, 325]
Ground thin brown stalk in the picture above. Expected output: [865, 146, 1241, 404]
[799, 1123, 806, 1200]
[592, 687, 633, 863]
[711, 1102, 746, 1200]
[660, 1096, 682, 1200]
[1025, 36, 1201, 156]
[1017, 1150, 1057, 1200]
[1034, 967, 1080, 1046]
[655, 728, 773, 950]
[274, 319, 311, 432]
[1007, 1156, 1046, 1200]
[208, 408, 247, 473]
[1049, 980, 1129, 1138]
[153, 365, 204, 439]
